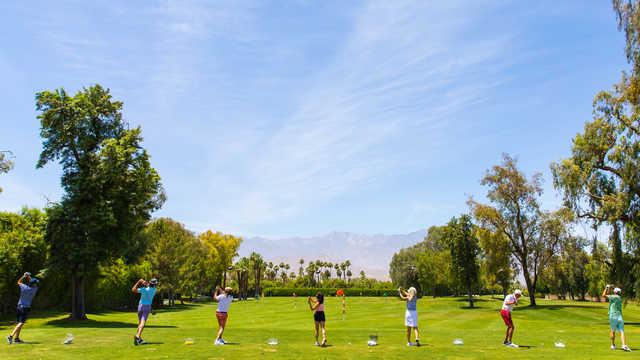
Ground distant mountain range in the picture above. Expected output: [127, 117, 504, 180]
[238, 230, 426, 280]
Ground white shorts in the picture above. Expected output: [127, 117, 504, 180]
[405, 309, 418, 327]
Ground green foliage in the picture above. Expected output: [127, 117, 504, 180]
[476, 227, 512, 295]
[538, 237, 590, 300]
[199, 230, 242, 287]
[93, 259, 153, 310]
[470, 154, 567, 306]
[390, 226, 446, 292]
[443, 215, 480, 307]
[144, 218, 193, 295]
[552, 0, 640, 290]
[0, 208, 48, 314]
[36, 85, 165, 319]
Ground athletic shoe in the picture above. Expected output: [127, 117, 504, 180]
[503, 341, 511, 346]
[508, 343, 519, 348]
[138, 338, 147, 345]
[321, 339, 327, 347]
[407, 342, 414, 346]
[622, 345, 631, 352]
[214, 339, 224, 346]
[611, 344, 616, 350]
[220, 338, 227, 344]
[6, 335, 12, 345]
[415, 339, 421, 347]
[314, 341, 320, 346]
[13, 338, 24, 344]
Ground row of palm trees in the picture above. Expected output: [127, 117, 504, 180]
[264, 262, 293, 284]
[229, 255, 355, 296]
[264, 259, 355, 285]
[299, 259, 353, 284]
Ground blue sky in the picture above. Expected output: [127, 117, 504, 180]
[0, 1, 629, 238]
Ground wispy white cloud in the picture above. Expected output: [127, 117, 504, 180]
[204, 1, 518, 229]
[7, 0, 522, 236]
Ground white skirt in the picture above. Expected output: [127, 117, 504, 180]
[405, 309, 418, 327]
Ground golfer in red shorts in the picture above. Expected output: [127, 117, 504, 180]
[500, 289, 522, 348]
[213, 286, 234, 345]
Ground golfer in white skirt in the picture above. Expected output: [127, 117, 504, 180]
[399, 287, 420, 346]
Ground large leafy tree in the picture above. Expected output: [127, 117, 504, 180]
[143, 218, 195, 306]
[551, 1, 640, 287]
[476, 227, 513, 296]
[443, 215, 480, 308]
[391, 226, 451, 296]
[37, 85, 165, 319]
[198, 230, 242, 287]
[470, 154, 567, 306]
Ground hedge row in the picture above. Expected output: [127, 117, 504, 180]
[263, 288, 397, 297]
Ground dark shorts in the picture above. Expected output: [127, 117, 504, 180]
[16, 306, 30, 323]
[138, 304, 152, 321]
[314, 311, 326, 322]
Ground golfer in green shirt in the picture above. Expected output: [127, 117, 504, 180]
[602, 285, 631, 352]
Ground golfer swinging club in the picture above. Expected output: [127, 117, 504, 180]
[308, 293, 327, 346]
[7, 272, 39, 345]
[500, 289, 521, 348]
[398, 287, 420, 346]
[213, 286, 234, 345]
[602, 284, 631, 352]
[132, 278, 158, 346]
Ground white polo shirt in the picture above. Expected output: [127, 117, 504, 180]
[502, 294, 517, 312]
[216, 294, 233, 312]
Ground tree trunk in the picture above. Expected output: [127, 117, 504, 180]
[71, 273, 87, 320]
[522, 269, 537, 306]
[611, 223, 624, 284]
[255, 268, 261, 298]
[467, 281, 474, 308]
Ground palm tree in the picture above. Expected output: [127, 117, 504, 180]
[249, 252, 264, 298]
[344, 260, 352, 281]
[233, 258, 250, 300]
[305, 263, 317, 285]
[340, 262, 347, 281]
[284, 264, 291, 284]
[298, 259, 305, 278]
[278, 262, 286, 283]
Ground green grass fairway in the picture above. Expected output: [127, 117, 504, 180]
[1, 296, 638, 359]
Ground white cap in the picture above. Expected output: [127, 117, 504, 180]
[514, 289, 522, 296]
[613, 287, 621, 294]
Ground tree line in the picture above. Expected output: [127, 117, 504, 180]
[391, 1, 640, 306]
